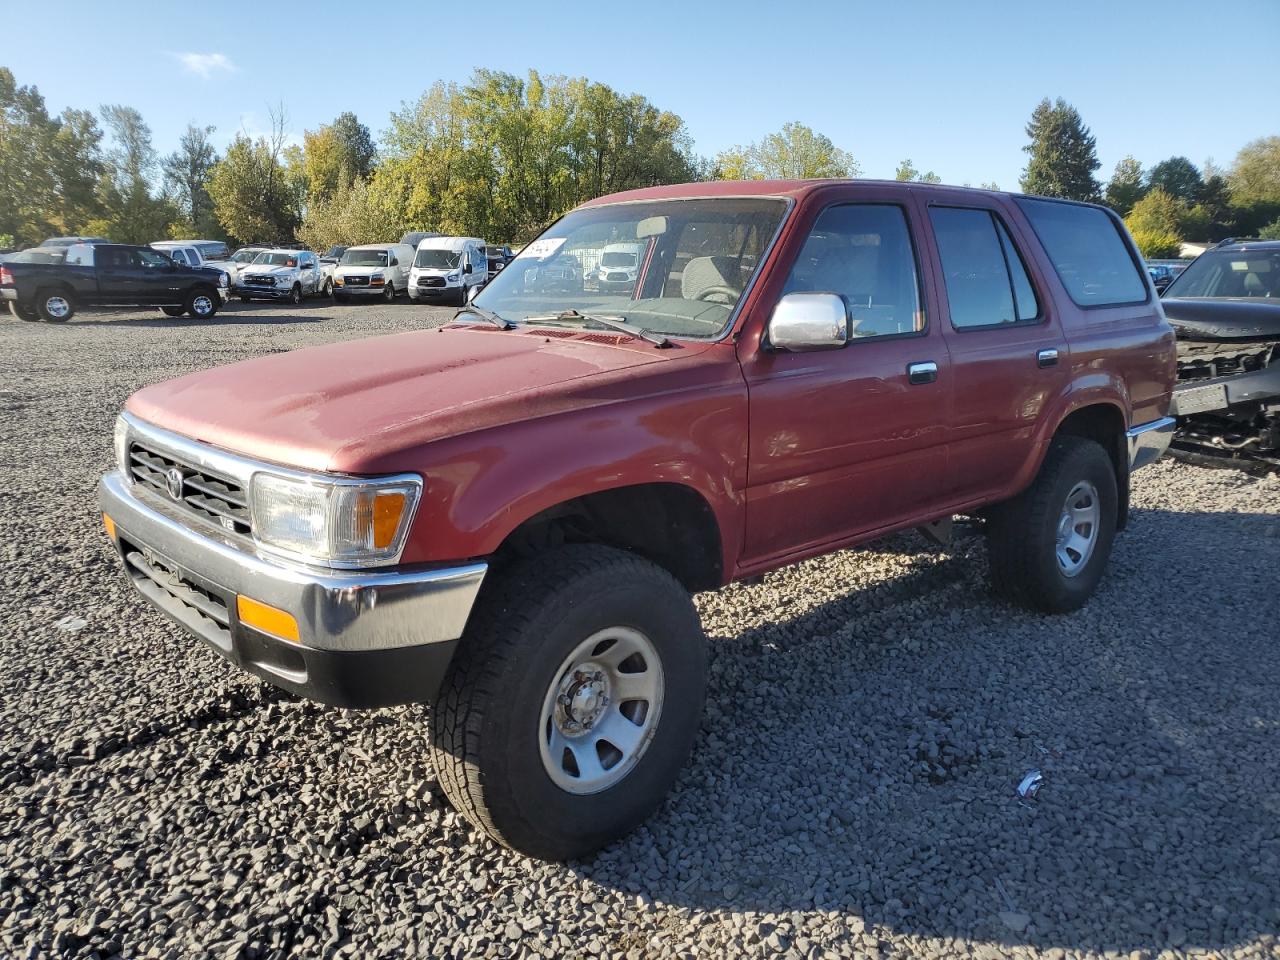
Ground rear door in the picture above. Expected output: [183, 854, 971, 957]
[739, 191, 952, 565]
[915, 193, 1068, 504]
[94, 246, 148, 303]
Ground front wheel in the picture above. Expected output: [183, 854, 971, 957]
[986, 435, 1118, 613]
[383, 282, 395, 303]
[431, 545, 706, 861]
[185, 287, 218, 319]
[160, 305, 186, 318]
[320, 278, 332, 297]
[288, 284, 302, 305]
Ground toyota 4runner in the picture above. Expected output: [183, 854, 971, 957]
[99, 180, 1176, 860]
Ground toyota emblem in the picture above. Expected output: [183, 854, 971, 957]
[165, 467, 184, 501]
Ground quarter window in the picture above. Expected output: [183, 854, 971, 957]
[782, 204, 923, 338]
[930, 207, 1040, 329]
[1015, 197, 1147, 307]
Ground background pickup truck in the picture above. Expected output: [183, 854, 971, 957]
[99, 180, 1175, 861]
[2, 242, 229, 322]
[234, 248, 333, 303]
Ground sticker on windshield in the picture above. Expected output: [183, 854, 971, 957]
[521, 237, 566, 260]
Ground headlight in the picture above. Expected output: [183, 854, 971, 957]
[276, 276, 289, 286]
[219, 271, 230, 287]
[249, 473, 421, 567]
[113, 416, 130, 478]
[446, 272, 460, 282]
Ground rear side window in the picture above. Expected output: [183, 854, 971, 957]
[1016, 198, 1147, 307]
[930, 207, 1040, 329]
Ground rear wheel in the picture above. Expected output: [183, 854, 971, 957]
[36, 289, 74, 322]
[987, 435, 1118, 613]
[431, 545, 706, 861]
[160, 305, 186, 318]
[8, 302, 39, 322]
[185, 287, 218, 319]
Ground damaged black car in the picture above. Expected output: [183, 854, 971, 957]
[1163, 238, 1280, 469]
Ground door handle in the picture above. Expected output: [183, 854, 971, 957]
[1037, 348, 1059, 368]
[907, 361, 938, 385]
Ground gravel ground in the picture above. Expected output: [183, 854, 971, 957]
[1, 300, 1278, 960]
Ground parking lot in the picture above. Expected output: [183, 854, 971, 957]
[1, 302, 1278, 959]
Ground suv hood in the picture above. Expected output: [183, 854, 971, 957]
[245, 264, 297, 277]
[1163, 297, 1280, 342]
[126, 326, 694, 473]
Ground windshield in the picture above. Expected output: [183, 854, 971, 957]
[415, 248, 461, 269]
[1164, 249, 1280, 299]
[342, 249, 388, 267]
[601, 251, 638, 268]
[231, 249, 261, 263]
[324, 245, 346, 259]
[472, 197, 788, 338]
[252, 252, 299, 267]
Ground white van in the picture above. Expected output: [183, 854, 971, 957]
[409, 236, 487, 306]
[333, 243, 414, 302]
[596, 242, 646, 294]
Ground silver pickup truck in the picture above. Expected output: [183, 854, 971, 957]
[234, 249, 334, 303]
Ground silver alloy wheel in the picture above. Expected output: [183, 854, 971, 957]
[538, 626, 665, 795]
[1055, 480, 1100, 577]
[44, 296, 70, 319]
[191, 294, 214, 317]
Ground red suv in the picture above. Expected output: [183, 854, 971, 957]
[99, 180, 1176, 859]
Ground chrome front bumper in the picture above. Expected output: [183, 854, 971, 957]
[1127, 416, 1176, 471]
[99, 471, 487, 706]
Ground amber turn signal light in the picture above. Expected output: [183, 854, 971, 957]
[102, 513, 116, 540]
[236, 595, 300, 643]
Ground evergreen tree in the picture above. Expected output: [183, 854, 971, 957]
[1146, 156, 1202, 204]
[1019, 98, 1101, 201]
[1104, 156, 1145, 216]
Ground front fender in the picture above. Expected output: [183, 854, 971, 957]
[390, 351, 749, 578]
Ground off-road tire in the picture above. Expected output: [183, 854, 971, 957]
[185, 286, 219, 319]
[430, 544, 706, 861]
[987, 435, 1118, 613]
[160, 305, 186, 317]
[9, 302, 39, 322]
[36, 288, 74, 322]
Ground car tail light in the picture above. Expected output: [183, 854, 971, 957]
[0, 266, 13, 287]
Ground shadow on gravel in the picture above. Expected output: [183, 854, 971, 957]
[570, 509, 1280, 956]
[65, 315, 326, 328]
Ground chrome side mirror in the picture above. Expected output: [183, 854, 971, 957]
[766, 292, 848, 352]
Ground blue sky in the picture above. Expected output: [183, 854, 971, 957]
[5, 0, 1277, 190]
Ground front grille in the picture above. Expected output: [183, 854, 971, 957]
[418, 276, 445, 288]
[243, 274, 277, 287]
[344, 275, 369, 286]
[606, 272, 629, 282]
[128, 442, 252, 537]
[1176, 341, 1278, 382]
[121, 540, 232, 650]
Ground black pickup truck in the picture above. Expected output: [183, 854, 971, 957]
[1, 242, 230, 322]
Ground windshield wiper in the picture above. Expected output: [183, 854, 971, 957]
[456, 304, 515, 330]
[524, 309, 669, 347]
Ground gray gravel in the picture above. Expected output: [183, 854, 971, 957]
[2, 300, 1279, 959]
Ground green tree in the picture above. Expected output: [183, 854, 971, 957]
[98, 104, 177, 243]
[894, 158, 941, 183]
[1259, 216, 1280, 240]
[302, 112, 376, 203]
[207, 110, 302, 243]
[1146, 156, 1202, 204]
[162, 124, 220, 238]
[1103, 155, 1145, 216]
[0, 68, 59, 244]
[715, 122, 858, 181]
[373, 70, 698, 243]
[296, 177, 398, 252]
[1125, 187, 1185, 257]
[1019, 97, 1101, 201]
[1228, 136, 1280, 205]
